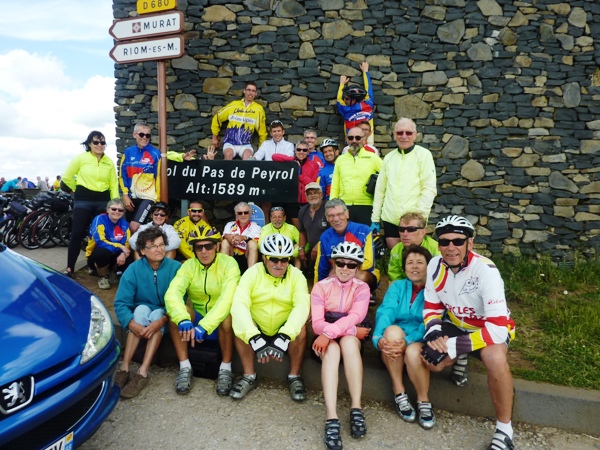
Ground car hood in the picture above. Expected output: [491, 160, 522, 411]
[0, 247, 92, 384]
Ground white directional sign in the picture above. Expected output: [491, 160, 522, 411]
[109, 11, 184, 41]
[109, 35, 184, 63]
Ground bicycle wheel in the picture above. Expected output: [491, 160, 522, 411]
[3, 218, 20, 248]
[18, 209, 45, 250]
[32, 211, 57, 248]
[57, 211, 73, 247]
[50, 211, 70, 246]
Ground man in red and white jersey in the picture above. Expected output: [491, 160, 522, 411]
[422, 215, 516, 450]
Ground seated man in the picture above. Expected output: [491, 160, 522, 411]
[252, 120, 295, 161]
[165, 225, 241, 396]
[258, 206, 301, 269]
[422, 215, 516, 450]
[129, 202, 180, 260]
[314, 199, 379, 291]
[221, 201, 261, 271]
[173, 199, 210, 260]
[388, 212, 439, 282]
[230, 234, 310, 402]
[113, 227, 182, 398]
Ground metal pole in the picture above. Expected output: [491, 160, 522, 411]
[158, 60, 168, 202]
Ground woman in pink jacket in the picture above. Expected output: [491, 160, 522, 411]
[311, 242, 371, 450]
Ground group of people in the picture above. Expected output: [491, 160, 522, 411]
[54, 64, 516, 450]
[0, 175, 61, 192]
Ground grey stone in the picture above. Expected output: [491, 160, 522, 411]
[442, 135, 469, 159]
[173, 94, 198, 111]
[203, 5, 236, 22]
[540, 24, 556, 43]
[556, 34, 574, 50]
[461, 159, 485, 181]
[498, 27, 518, 46]
[523, 230, 549, 243]
[477, 0, 502, 16]
[581, 140, 600, 154]
[549, 172, 578, 194]
[568, 7, 587, 28]
[322, 20, 353, 40]
[581, 181, 600, 194]
[203, 78, 233, 95]
[244, 0, 274, 11]
[275, 0, 306, 18]
[467, 43, 493, 61]
[563, 82, 581, 108]
[437, 19, 465, 45]
[172, 56, 198, 70]
[422, 71, 448, 86]
[422, 5, 446, 21]
[394, 95, 431, 120]
[299, 42, 316, 59]
[318, 0, 344, 10]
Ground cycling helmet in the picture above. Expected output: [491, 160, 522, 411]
[373, 234, 387, 259]
[150, 201, 169, 214]
[260, 234, 294, 257]
[435, 215, 474, 238]
[188, 225, 222, 245]
[331, 242, 365, 264]
[320, 138, 339, 150]
[343, 85, 367, 102]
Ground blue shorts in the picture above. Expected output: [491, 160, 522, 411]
[192, 310, 219, 341]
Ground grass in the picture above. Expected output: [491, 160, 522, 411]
[495, 254, 600, 390]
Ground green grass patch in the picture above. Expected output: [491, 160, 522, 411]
[496, 254, 600, 390]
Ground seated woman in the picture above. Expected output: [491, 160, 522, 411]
[129, 202, 181, 260]
[113, 227, 181, 398]
[311, 242, 371, 450]
[372, 244, 435, 429]
[86, 198, 133, 289]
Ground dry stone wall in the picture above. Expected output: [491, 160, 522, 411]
[112, 0, 600, 259]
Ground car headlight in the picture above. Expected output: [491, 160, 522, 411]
[81, 295, 114, 364]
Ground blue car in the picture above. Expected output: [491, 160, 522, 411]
[0, 243, 120, 449]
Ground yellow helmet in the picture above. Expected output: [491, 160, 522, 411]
[188, 225, 222, 245]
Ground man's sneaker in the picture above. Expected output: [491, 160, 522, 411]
[216, 369, 234, 396]
[98, 276, 110, 290]
[487, 429, 515, 450]
[450, 354, 469, 387]
[229, 375, 257, 400]
[394, 393, 416, 423]
[120, 373, 148, 399]
[324, 419, 342, 450]
[287, 376, 307, 402]
[114, 369, 129, 389]
[417, 401, 436, 429]
[108, 270, 120, 285]
[175, 367, 193, 395]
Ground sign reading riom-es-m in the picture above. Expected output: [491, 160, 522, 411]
[109, 11, 184, 41]
[137, 0, 177, 14]
[109, 35, 184, 64]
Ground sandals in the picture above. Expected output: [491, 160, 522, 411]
[324, 419, 342, 450]
[350, 408, 367, 438]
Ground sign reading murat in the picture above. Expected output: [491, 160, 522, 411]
[109, 11, 183, 41]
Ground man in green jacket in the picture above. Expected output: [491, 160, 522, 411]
[165, 225, 241, 396]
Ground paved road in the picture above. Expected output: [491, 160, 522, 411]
[12, 247, 600, 450]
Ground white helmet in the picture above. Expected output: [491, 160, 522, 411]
[260, 234, 294, 257]
[435, 215, 474, 238]
[320, 138, 339, 149]
[331, 242, 364, 263]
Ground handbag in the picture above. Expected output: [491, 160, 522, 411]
[365, 173, 378, 195]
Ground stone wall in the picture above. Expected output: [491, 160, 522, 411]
[112, 0, 600, 259]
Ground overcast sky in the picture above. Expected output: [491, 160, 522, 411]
[0, 0, 118, 182]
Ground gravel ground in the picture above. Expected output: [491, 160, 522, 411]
[82, 366, 600, 450]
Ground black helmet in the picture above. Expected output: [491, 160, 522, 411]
[343, 85, 367, 102]
[150, 202, 169, 214]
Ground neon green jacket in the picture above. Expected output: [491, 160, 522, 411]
[258, 222, 300, 257]
[62, 152, 119, 198]
[388, 236, 440, 282]
[371, 145, 437, 224]
[231, 263, 310, 342]
[330, 148, 382, 206]
[165, 253, 240, 334]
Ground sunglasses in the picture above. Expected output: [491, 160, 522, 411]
[267, 256, 290, 264]
[110, 207, 125, 212]
[296, 148, 309, 152]
[188, 208, 204, 213]
[92, 140, 106, 146]
[194, 242, 216, 252]
[270, 206, 285, 213]
[395, 131, 414, 136]
[438, 238, 468, 247]
[137, 132, 151, 139]
[347, 135, 362, 141]
[270, 120, 283, 127]
[236, 210, 250, 215]
[153, 212, 167, 217]
[398, 226, 423, 233]
[335, 261, 359, 269]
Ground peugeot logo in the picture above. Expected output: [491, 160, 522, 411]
[0, 376, 34, 415]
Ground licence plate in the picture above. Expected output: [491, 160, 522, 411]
[43, 431, 74, 450]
